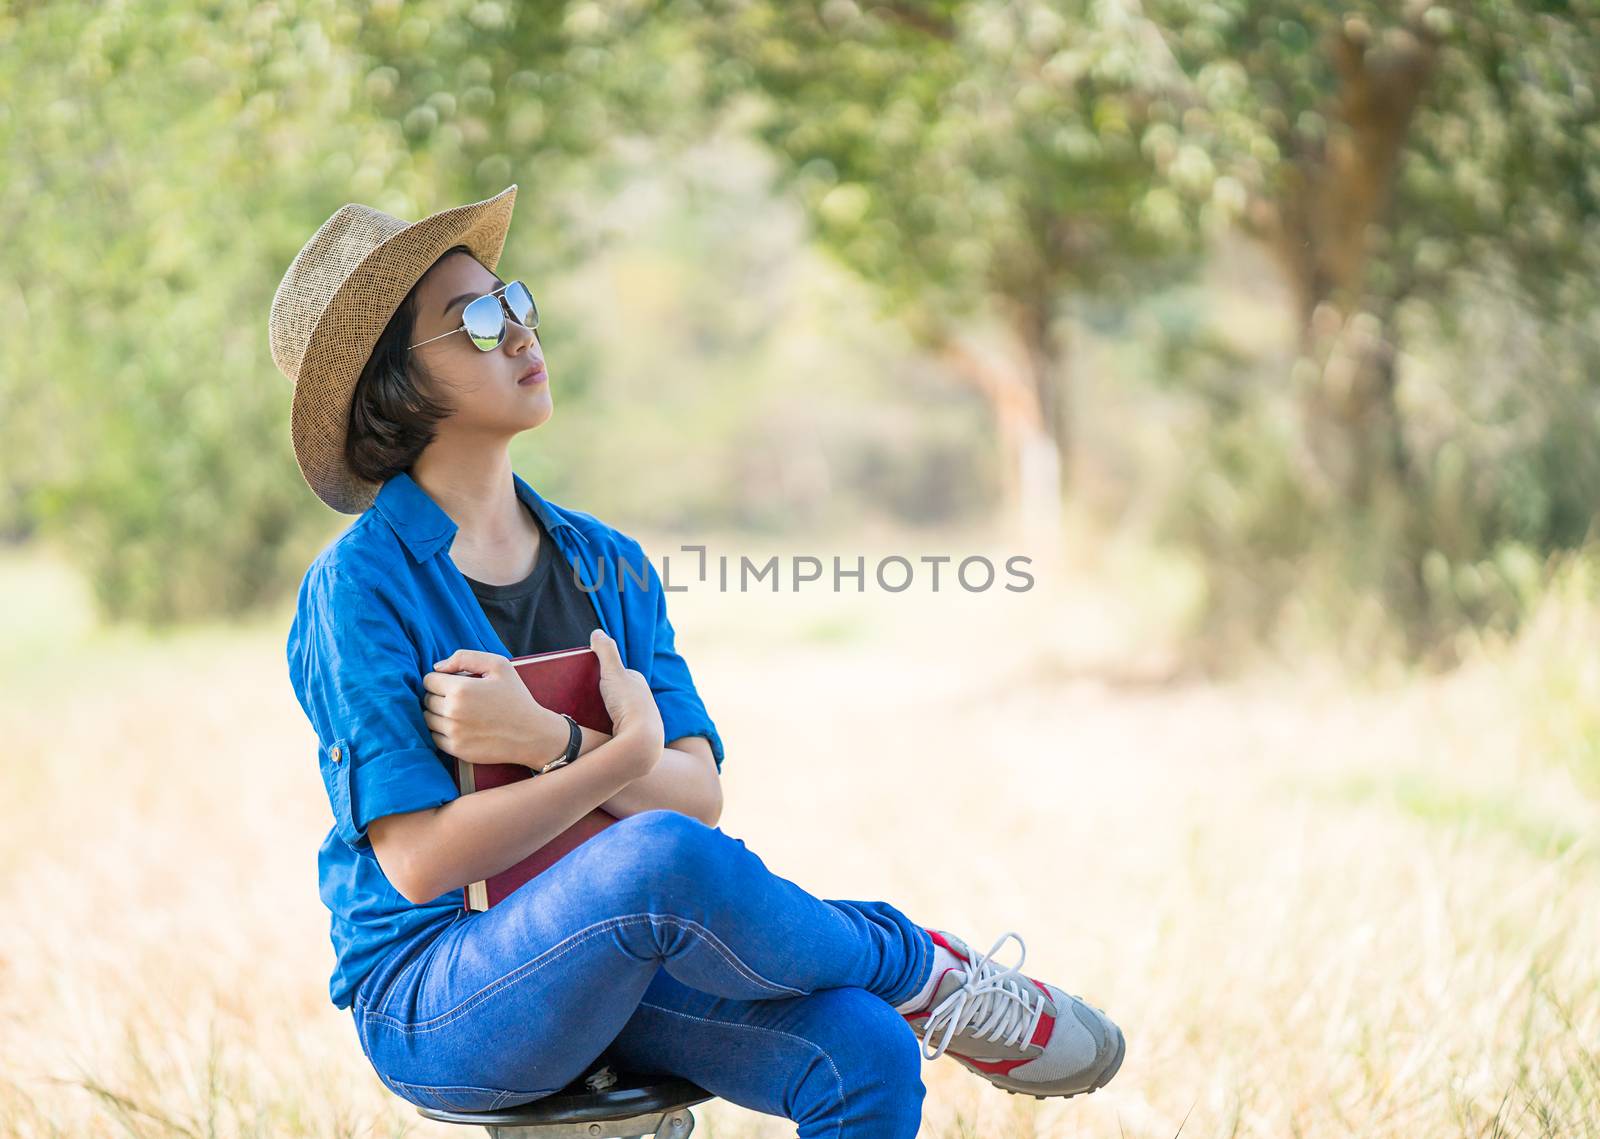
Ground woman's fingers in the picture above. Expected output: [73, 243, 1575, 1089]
[590, 628, 623, 673]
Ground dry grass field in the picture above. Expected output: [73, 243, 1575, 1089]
[2, 533, 1596, 1138]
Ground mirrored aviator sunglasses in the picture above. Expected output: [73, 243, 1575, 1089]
[408, 280, 540, 352]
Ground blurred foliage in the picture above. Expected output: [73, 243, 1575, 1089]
[676, 0, 1600, 660]
[505, 141, 1000, 535]
[1136, 266, 1600, 666]
[1146, 0, 1600, 317]
[2, 0, 1597, 666]
[0, 0, 704, 624]
[682, 0, 1227, 517]
[1134, 0, 1600, 661]
[688, 0, 1223, 323]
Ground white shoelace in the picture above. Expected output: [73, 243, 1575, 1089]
[919, 930, 1047, 1062]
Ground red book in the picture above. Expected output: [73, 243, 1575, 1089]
[440, 644, 620, 911]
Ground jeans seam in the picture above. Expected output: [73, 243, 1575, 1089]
[370, 941, 430, 1021]
[362, 912, 807, 1035]
[635, 999, 846, 1139]
[388, 1077, 553, 1105]
[363, 916, 625, 1034]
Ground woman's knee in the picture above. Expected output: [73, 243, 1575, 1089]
[566, 809, 726, 907]
[800, 987, 927, 1127]
[851, 997, 926, 1101]
[602, 808, 725, 878]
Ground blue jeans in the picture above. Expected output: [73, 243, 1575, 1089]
[351, 809, 936, 1137]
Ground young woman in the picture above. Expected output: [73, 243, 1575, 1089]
[269, 185, 1125, 1137]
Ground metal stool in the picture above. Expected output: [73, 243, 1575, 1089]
[413, 1062, 713, 1139]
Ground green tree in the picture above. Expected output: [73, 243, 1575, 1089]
[0, 0, 703, 623]
[684, 0, 1226, 541]
[689, 0, 1600, 650]
[1148, 0, 1600, 647]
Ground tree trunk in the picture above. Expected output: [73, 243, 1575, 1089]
[1250, 17, 1438, 508]
[937, 334, 1063, 555]
[1010, 291, 1071, 499]
[1298, 303, 1411, 510]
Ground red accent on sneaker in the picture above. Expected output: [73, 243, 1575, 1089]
[927, 929, 970, 962]
[899, 966, 962, 1021]
[928, 975, 1055, 1059]
[950, 1051, 1032, 1075]
[898, 930, 975, 1022]
[1028, 978, 1055, 1047]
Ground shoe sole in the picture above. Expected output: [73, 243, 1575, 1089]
[960, 1019, 1126, 1102]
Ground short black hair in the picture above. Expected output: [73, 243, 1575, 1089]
[344, 244, 473, 486]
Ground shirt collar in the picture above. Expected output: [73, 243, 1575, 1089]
[373, 468, 588, 564]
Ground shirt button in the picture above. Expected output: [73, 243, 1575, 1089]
[331, 745, 342, 763]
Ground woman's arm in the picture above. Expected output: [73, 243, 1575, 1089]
[374, 628, 666, 905]
[549, 717, 721, 824]
[423, 637, 723, 826]
[368, 727, 655, 905]
[601, 736, 721, 826]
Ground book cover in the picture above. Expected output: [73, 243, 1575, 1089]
[441, 644, 620, 911]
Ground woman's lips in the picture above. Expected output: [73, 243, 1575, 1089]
[517, 365, 547, 386]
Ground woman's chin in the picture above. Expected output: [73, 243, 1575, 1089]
[518, 400, 554, 430]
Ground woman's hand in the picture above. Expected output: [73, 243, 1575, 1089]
[589, 628, 663, 762]
[423, 650, 571, 768]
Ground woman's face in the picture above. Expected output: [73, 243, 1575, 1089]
[408, 252, 551, 436]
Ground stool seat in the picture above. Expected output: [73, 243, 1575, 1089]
[414, 1065, 712, 1139]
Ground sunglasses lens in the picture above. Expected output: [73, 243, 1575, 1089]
[463, 294, 505, 350]
[505, 281, 538, 329]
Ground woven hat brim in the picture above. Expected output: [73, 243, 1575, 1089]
[290, 184, 518, 515]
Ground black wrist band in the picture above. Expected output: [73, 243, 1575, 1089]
[561, 713, 581, 763]
[537, 713, 582, 775]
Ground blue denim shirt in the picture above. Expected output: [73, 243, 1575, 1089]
[286, 469, 724, 1010]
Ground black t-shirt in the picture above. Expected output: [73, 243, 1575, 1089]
[461, 504, 602, 658]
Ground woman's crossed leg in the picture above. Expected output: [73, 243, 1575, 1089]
[602, 968, 927, 1138]
[352, 808, 933, 1135]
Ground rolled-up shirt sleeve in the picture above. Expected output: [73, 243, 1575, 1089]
[287, 564, 460, 852]
[636, 548, 725, 772]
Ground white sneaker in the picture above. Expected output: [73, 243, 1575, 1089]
[899, 930, 1126, 1100]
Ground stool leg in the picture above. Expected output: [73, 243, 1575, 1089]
[652, 1109, 694, 1137]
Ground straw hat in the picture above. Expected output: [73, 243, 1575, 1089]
[269, 184, 519, 514]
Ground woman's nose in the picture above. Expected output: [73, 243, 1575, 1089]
[505, 313, 537, 349]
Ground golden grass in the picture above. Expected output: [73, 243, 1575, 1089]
[2, 534, 1596, 1138]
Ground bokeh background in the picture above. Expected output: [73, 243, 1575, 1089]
[3, 1, 1598, 1136]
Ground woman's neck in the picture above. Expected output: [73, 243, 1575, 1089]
[408, 445, 528, 551]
